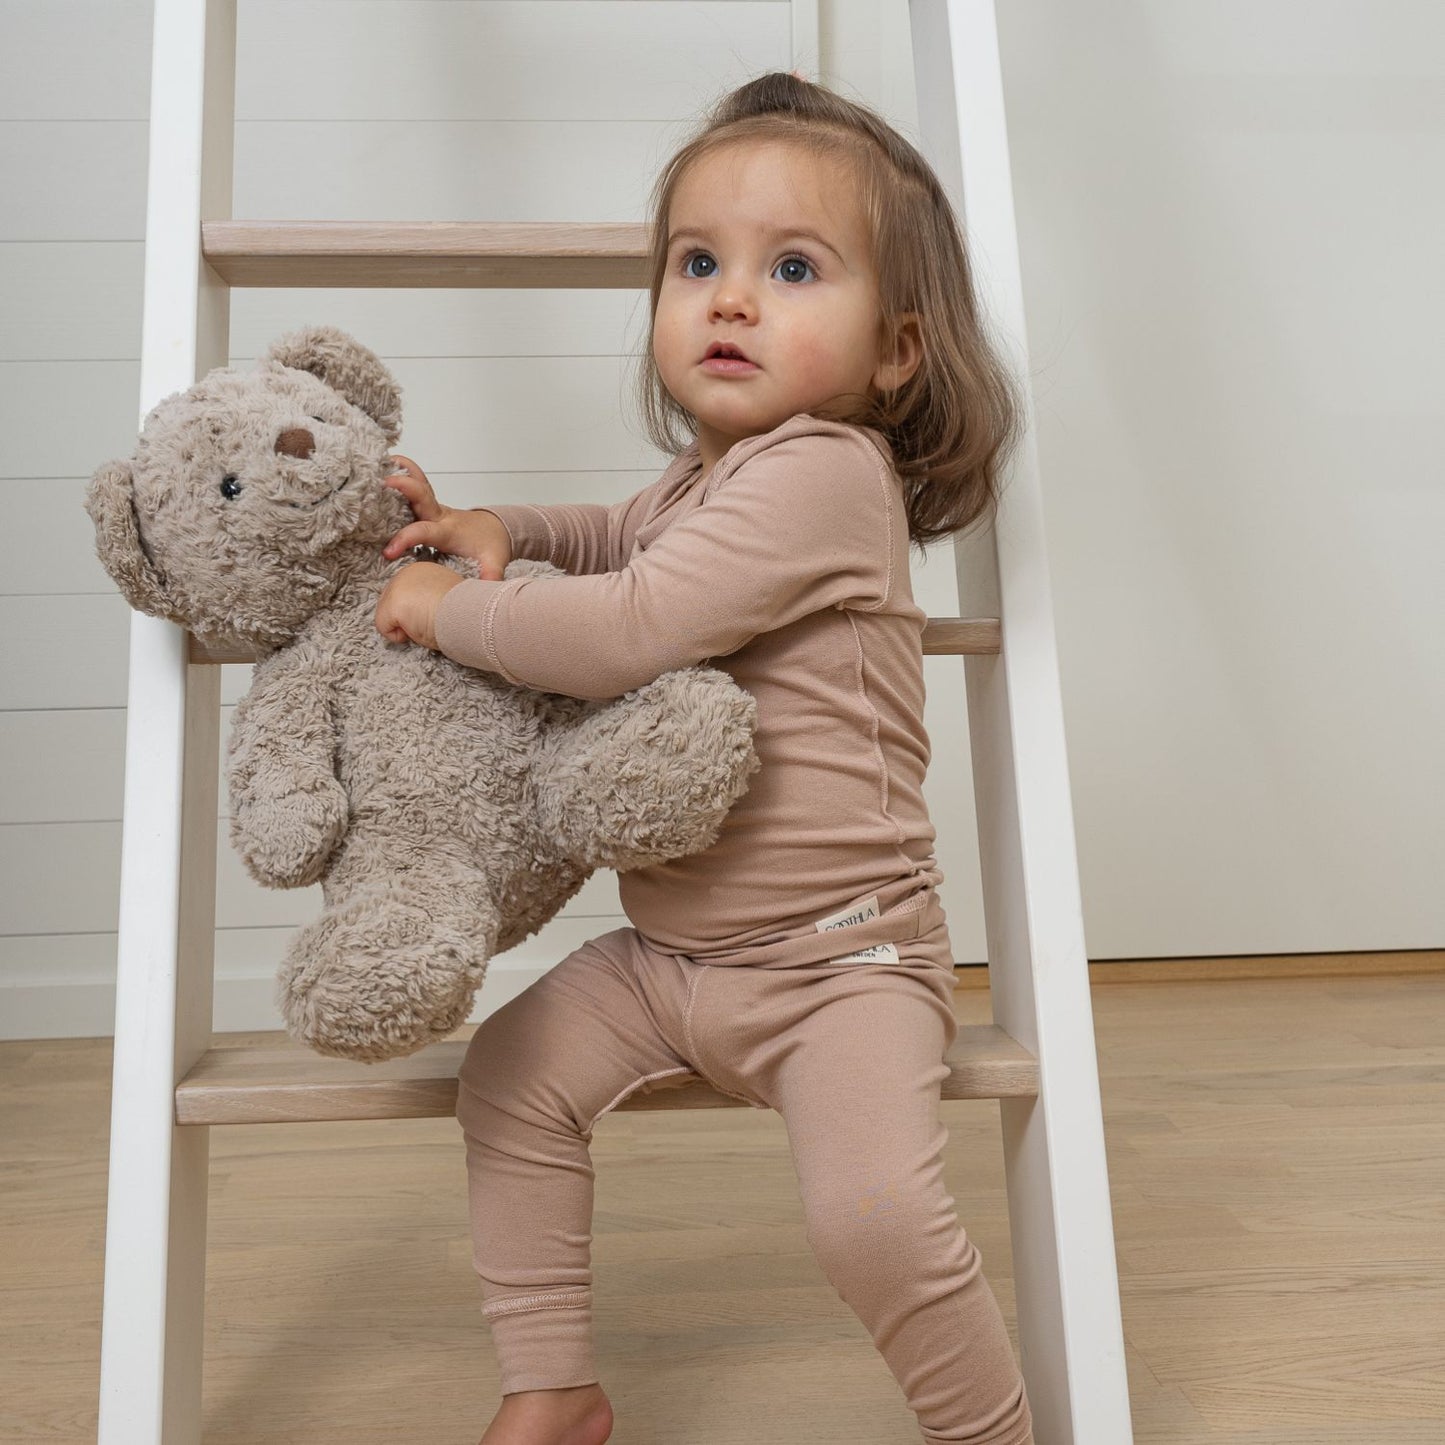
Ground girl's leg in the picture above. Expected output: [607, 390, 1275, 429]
[766, 971, 1034, 1445]
[455, 929, 695, 1396]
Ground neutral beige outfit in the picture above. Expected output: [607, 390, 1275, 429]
[438, 414, 1032, 1442]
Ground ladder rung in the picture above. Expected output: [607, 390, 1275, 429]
[202, 221, 650, 288]
[175, 1023, 1038, 1126]
[187, 618, 1000, 666]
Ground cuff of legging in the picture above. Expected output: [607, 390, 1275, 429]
[484, 1288, 598, 1394]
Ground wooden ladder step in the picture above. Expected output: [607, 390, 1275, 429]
[187, 617, 1000, 666]
[175, 1023, 1039, 1126]
[202, 221, 651, 289]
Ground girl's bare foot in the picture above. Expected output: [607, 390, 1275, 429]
[477, 1381, 613, 1445]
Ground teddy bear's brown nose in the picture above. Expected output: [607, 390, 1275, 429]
[275, 427, 316, 460]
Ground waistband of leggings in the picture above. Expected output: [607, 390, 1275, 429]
[652, 886, 947, 971]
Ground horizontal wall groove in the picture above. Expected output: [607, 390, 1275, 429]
[3, 0, 1437, 1038]
[0, 705, 130, 715]
[2, 354, 643, 363]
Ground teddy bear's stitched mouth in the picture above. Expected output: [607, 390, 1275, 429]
[283, 469, 352, 509]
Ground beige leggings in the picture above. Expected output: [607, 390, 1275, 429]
[454, 922, 1033, 1445]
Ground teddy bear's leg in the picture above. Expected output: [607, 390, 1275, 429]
[274, 861, 499, 1063]
[536, 668, 760, 872]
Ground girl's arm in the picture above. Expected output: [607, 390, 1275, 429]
[383, 459, 656, 578]
[476, 498, 643, 577]
[432, 424, 896, 699]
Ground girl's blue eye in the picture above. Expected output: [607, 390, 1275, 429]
[681, 251, 815, 283]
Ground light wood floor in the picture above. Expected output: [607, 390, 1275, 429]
[3, 966, 1444, 1443]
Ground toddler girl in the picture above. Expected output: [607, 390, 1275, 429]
[375, 70, 1033, 1445]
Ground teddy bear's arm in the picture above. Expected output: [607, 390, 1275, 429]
[227, 647, 347, 889]
[533, 667, 760, 872]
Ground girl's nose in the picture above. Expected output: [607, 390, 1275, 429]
[709, 283, 756, 322]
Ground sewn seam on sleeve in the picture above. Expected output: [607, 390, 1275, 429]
[483, 577, 528, 684]
[520, 504, 559, 566]
[853, 432, 896, 612]
[846, 609, 909, 855]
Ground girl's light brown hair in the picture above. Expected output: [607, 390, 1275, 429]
[633, 70, 1026, 551]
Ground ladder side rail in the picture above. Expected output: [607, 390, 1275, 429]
[97, 2, 237, 1441]
[908, 1, 1134, 1441]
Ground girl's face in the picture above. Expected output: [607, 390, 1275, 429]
[653, 142, 920, 478]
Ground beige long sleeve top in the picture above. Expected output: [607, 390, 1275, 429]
[433, 412, 951, 970]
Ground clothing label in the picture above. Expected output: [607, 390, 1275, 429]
[814, 894, 900, 965]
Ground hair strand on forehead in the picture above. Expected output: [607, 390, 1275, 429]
[631, 69, 1026, 553]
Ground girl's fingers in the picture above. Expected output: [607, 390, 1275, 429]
[382, 470, 442, 521]
[387, 453, 426, 482]
[382, 520, 440, 558]
[385, 455, 431, 490]
[383, 464, 429, 494]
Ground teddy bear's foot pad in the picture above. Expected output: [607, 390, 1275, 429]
[275, 879, 495, 1063]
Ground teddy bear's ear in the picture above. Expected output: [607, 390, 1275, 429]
[263, 325, 403, 445]
[83, 458, 181, 621]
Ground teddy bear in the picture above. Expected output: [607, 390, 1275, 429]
[84, 325, 760, 1063]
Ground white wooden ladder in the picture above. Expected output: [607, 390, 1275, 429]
[96, 1, 1134, 1440]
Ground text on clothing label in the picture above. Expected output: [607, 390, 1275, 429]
[814, 894, 900, 965]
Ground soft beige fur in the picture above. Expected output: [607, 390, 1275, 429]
[85, 326, 760, 1063]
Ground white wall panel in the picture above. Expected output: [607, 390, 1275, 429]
[230, 119, 691, 221]
[0, 1, 786, 123]
[0, 479, 117, 596]
[372, 356, 667, 469]
[0, 710, 128, 824]
[1, 820, 125, 935]
[4, 354, 672, 483]
[229, 288, 650, 362]
[0, 245, 146, 360]
[3, 0, 1440, 1036]
[0, 1, 153, 120]
[0, 123, 149, 240]
[989, 0, 1445, 961]
[0, 931, 119, 988]
[1, 362, 147, 481]
[234, 1, 787, 121]
[2, 596, 130, 711]
[0, 255, 650, 363]
[0, 0, 907, 1040]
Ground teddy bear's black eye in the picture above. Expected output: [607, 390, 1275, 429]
[308, 414, 326, 424]
[220, 474, 242, 499]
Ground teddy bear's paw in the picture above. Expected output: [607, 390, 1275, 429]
[230, 784, 349, 889]
[274, 883, 495, 1063]
[538, 668, 761, 870]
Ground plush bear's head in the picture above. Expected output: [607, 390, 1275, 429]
[85, 326, 414, 651]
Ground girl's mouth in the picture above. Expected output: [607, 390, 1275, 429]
[701, 357, 760, 375]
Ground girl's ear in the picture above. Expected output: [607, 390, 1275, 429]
[875, 312, 924, 393]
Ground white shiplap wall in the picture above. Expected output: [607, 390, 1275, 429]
[0, 0, 983, 1037]
[3, 0, 1441, 1039]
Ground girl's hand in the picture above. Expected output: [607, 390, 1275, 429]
[374, 561, 463, 651]
[381, 455, 514, 580]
